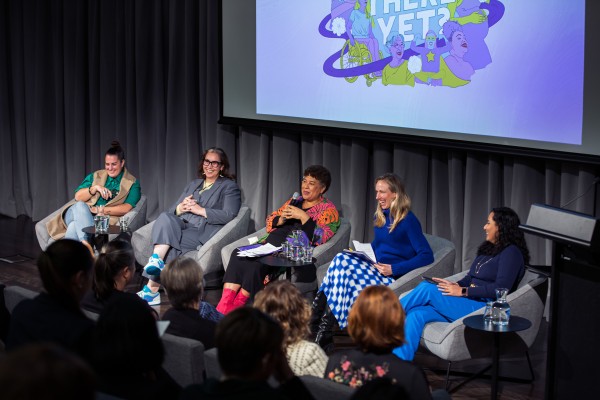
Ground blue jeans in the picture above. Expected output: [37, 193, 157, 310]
[64, 201, 94, 241]
[393, 282, 485, 361]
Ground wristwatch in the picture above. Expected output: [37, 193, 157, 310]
[461, 287, 467, 297]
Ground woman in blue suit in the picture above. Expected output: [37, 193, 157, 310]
[138, 147, 241, 305]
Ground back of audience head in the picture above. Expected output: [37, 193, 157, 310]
[253, 280, 311, 347]
[0, 342, 96, 400]
[161, 257, 204, 309]
[93, 239, 135, 300]
[38, 239, 94, 312]
[93, 294, 163, 376]
[348, 285, 405, 353]
[216, 307, 284, 380]
[350, 377, 409, 400]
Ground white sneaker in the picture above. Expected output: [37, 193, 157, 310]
[137, 285, 161, 306]
[143, 254, 165, 276]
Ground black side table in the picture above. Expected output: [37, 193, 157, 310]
[259, 254, 315, 280]
[82, 225, 130, 250]
[463, 315, 532, 400]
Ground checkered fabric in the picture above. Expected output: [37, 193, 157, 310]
[320, 252, 395, 328]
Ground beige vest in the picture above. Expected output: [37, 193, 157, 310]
[46, 168, 137, 240]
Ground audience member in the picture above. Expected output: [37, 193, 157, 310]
[93, 294, 181, 399]
[161, 257, 217, 348]
[80, 239, 143, 315]
[324, 285, 433, 399]
[394, 207, 529, 361]
[254, 280, 328, 377]
[217, 165, 340, 314]
[139, 147, 241, 305]
[0, 343, 96, 400]
[314, 173, 433, 350]
[45, 140, 141, 246]
[179, 307, 314, 400]
[6, 240, 95, 360]
[349, 377, 409, 400]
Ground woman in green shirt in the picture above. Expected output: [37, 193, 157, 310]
[46, 141, 141, 244]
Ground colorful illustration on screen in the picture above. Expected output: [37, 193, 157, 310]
[320, 0, 504, 87]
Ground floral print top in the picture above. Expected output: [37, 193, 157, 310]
[327, 355, 394, 388]
[265, 196, 340, 245]
[324, 349, 433, 398]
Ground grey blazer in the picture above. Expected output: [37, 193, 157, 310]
[167, 177, 241, 245]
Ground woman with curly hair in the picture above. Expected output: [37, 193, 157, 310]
[394, 207, 529, 361]
[216, 165, 340, 314]
[324, 285, 432, 398]
[254, 280, 328, 377]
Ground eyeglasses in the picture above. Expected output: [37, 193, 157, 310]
[203, 159, 222, 168]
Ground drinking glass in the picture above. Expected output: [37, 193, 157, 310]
[492, 288, 511, 326]
[94, 215, 109, 234]
[96, 204, 105, 216]
[280, 242, 289, 258]
[482, 301, 494, 324]
[119, 217, 128, 232]
[302, 246, 314, 263]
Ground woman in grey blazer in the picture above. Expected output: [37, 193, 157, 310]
[138, 147, 241, 305]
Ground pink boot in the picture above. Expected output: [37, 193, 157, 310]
[229, 291, 250, 313]
[216, 288, 237, 314]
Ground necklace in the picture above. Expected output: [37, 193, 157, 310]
[199, 180, 215, 195]
[474, 256, 493, 274]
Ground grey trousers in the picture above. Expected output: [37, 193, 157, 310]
[145, 212, 203, 283]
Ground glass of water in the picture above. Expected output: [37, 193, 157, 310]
[94, 215, 109, 234]
[482, 301, 494, 324]
[119, 217, 128, 232]
[302, 246, 314, 263]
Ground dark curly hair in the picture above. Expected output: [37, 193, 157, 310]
[303, 165, 331, 193]
[477, 207, 530, 264]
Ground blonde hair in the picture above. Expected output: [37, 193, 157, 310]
[374, 173, 411, 232]
[348, 285, 405, 352]
[161, 258, 204, 309]
[253, 281, 311, 347]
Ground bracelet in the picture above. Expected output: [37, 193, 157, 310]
[89, 186, 95, 195]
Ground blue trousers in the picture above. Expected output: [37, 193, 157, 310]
[393, 282, 485, 361]
[63, 201, 94, 241]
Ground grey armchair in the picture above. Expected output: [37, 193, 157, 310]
[401, 267, 549, 389]
[220, 218, 351, 295]
[132, 205, 251, 287]
[388, 234, 456, 296]
[316, 233, 456, 295]
[162, 333, 205, 387]
[35, 194, 148, 251]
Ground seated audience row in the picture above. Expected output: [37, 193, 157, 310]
[6, 240, 181, 400]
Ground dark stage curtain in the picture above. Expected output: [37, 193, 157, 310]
[1, 0, 598, 271]
[0, 0, 236, 222]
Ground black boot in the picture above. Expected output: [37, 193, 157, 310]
[309, 291, 327, 338]
[314, 307, 337, 354]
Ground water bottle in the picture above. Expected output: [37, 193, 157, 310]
[492, 288, 510, 326]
